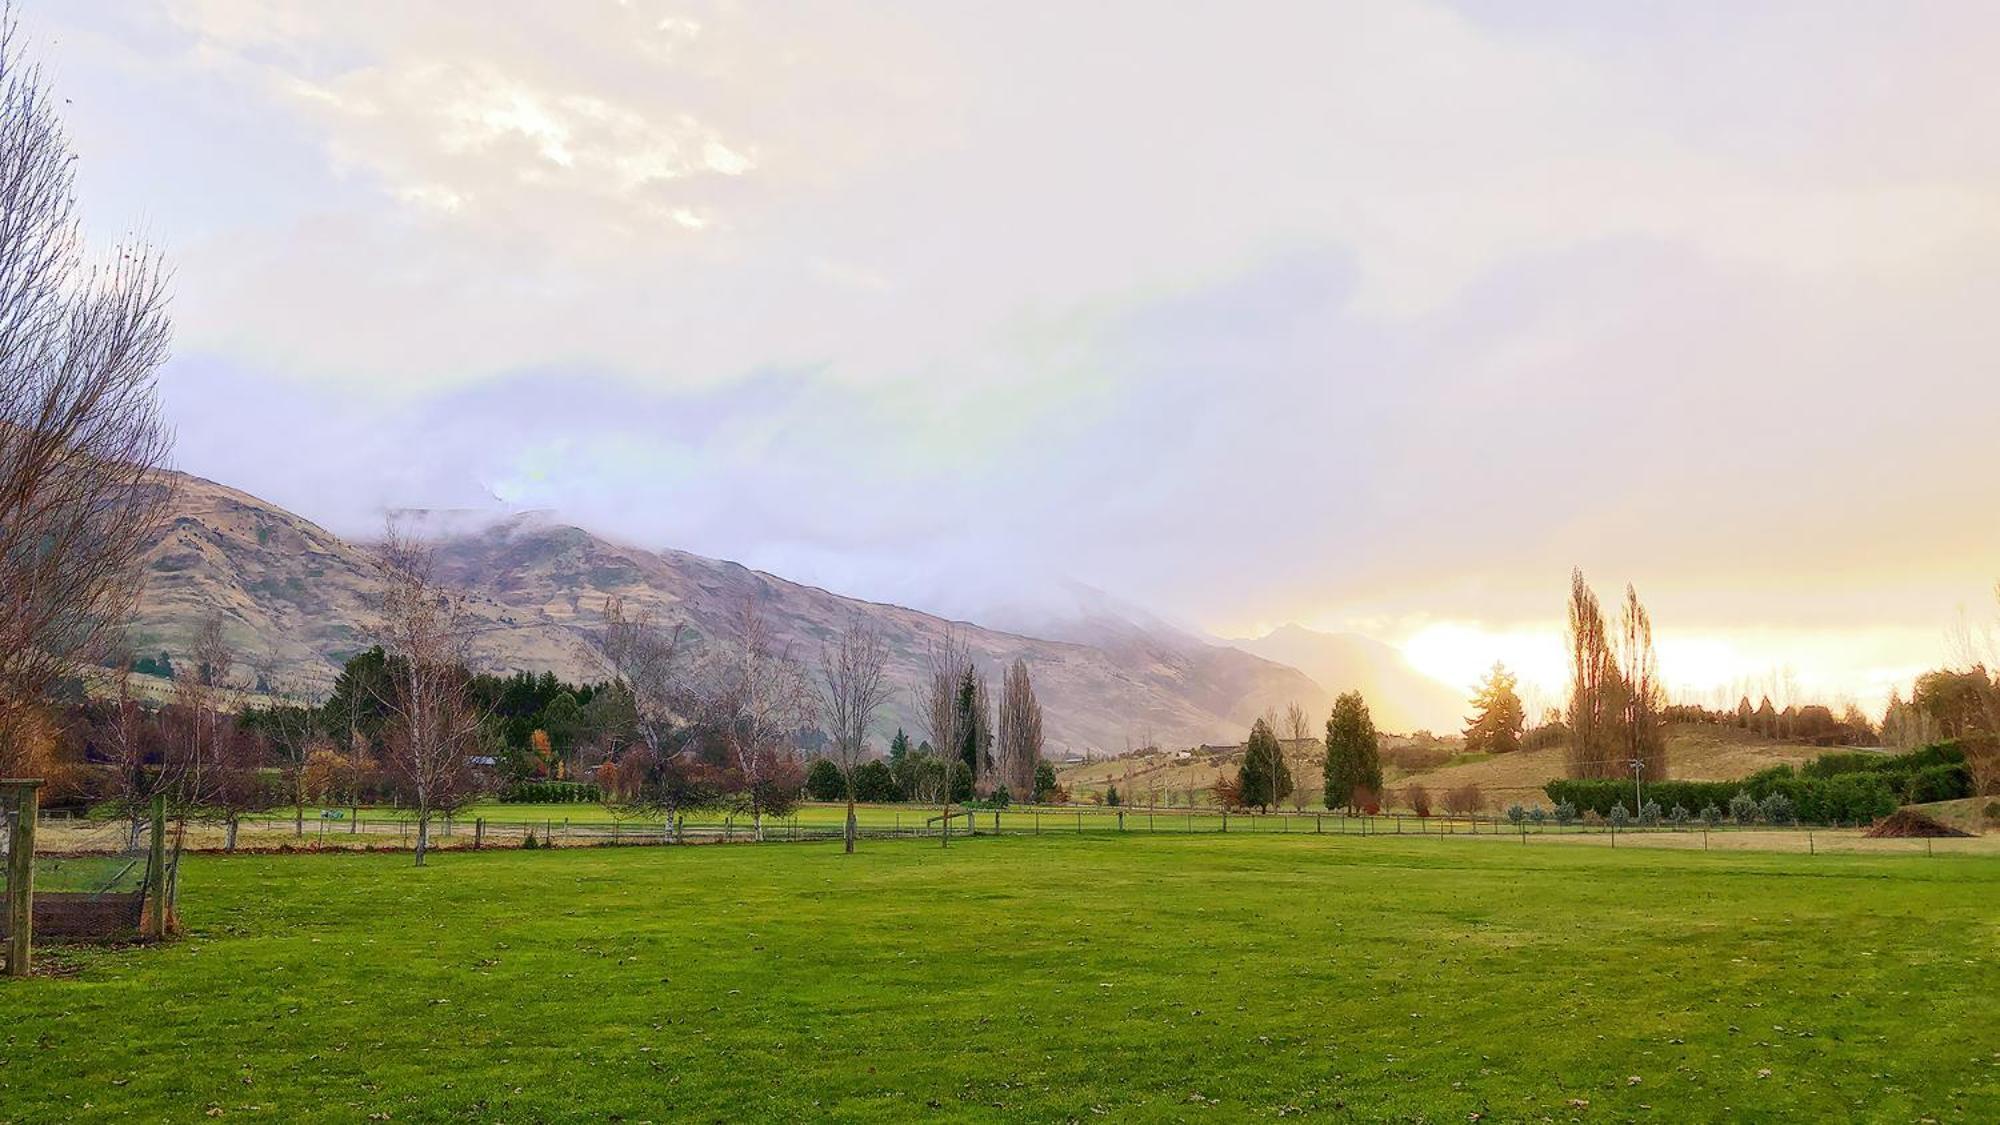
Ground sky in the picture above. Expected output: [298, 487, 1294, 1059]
[33, 1, 2000, 709]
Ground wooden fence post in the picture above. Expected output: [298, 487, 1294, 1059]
[146, 793, 167, 941]
[474, 818, 485, 850]
[4, 780, 43, 976]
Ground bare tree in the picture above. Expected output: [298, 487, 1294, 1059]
[996, 657, 1043, 799]
[374, 524, 481, 866]
[1619, 584, 1667, 791]
[1282, 700, 1314, 807]
[253, 655, 326, 837]
[917, 627, 972, 846]
[817, 621, 894, 853]
[168, 615, 233, 805]
[0, 13, 175, 758]
[99, 663, 172, 848]
[707, 597, 811, 842]
[599, 597, 709, 838]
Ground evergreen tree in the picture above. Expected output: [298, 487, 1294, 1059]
[1324, 691, 1381, 812]
[1033, 759, 1058, 803]
[1237, 718, 1291, 811]
[889, 728, 911, 762]
[1463, 662, 1526, 754]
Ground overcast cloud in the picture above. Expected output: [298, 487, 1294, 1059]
[39, 0, 2000, 702]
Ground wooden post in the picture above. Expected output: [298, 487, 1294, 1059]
[474, 818, 485, 850]
[5, 780, 43, 976]
[146, 793, 167, 940]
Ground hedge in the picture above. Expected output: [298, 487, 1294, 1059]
[1544, 779, 1741, 819]
[497, 780, 602, 804]
[1543, 740, 1969, 823]
[1544, 773, 1898, 825]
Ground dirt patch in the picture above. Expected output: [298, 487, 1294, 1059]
[1865, 809, 1973, 838]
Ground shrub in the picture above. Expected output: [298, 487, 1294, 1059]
[1668, 804, 1689, 825]
[1729, 792, 1760, 825]
[1639, 800, 1662, 826]
[522, 831, 540, 850]
[1441, 783, 1484, 817]
[1506, 803, 1526, 825]
[1528, 805, 1548, 825]
[1760, 792, 1795, 826]
[852, 759, 903, 802]
[1554, 800, 1577, 826]
[1404, 783, 1432, 817]
[804, 758, 845, 802]
[1904, 762, 1973, 804]
[1699, 803, 1722, 826]
[1608, 802, 1630, 827]
[988, 786, 1012, 808]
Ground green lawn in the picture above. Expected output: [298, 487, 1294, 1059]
[5, 835, 1995, 1121]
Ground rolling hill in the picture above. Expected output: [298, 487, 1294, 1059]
[124, 472, 1330, 754]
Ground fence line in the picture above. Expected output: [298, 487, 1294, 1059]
[32, 805, 1978, 858]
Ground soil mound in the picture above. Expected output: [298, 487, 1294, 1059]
[1865, 809, 1974, 838]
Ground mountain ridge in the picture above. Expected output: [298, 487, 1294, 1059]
[127, 471, 1334, 753]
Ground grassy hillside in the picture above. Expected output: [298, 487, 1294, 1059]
[1062, 723, 1825, 809]
[6, 836, 1993, 1120]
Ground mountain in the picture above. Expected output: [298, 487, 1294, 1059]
[1230, 624, 1467, 735]
[125, 472, 1329, 754]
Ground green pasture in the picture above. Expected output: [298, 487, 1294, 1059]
[5, 834, 1995, 1121]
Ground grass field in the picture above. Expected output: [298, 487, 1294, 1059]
[6, 835, 1996, 1121]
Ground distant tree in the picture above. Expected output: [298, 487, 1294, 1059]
[706, 597, 811, 842]
[1212, 775, 1242, 811]
[1566, 569, 1631, 779]
[529, 729, 557, 777]
[996, 659, 1044, 799]
[889, 728, 912, 760]
[1442, 783, 1485, 817]
[1403, 782, 1432, 817]
[1324, 692, 1381, 813]
[815, 620, 894, 853]
[536, 691, 584, 761]
[805, 757, 845, 802]
[852, 759, 902, 802]
[1618, 584, 1667, 785]
[1032, 759, 1058, 804]
[375, 525, 484, 866]
[1753, 695, 1779, 738]
[1463, 662, 1525, 754]
[1104, 783, 1121, 807]
[1736, 696, 1754, 729]
[917, 629, 973, 846]
[1237, 719, 1291, 812]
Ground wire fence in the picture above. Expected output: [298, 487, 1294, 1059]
[7, 795, 180, 968]
[25, 803, 1991, 859]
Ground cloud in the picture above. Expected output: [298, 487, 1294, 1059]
[38, 0, 2000, 703]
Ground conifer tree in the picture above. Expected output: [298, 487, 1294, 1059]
[1463, 662, 1526, 754]
[1324, 692, 1381, 813]
[1236, 718, 1291, 811]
